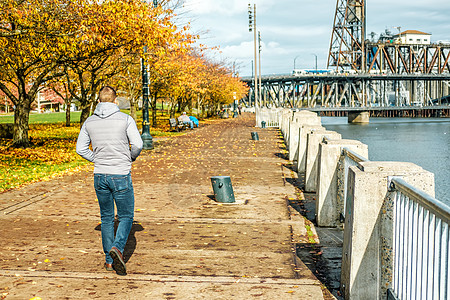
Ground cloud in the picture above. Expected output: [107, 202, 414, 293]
[183, 0, 247, 16]
[182, 0, 450, 76]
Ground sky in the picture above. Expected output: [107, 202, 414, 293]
[180, 0, 450, 77]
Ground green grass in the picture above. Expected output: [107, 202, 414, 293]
[0, 108, 202, 191]
[0, 111, 82, 124]
[0, 123, 89, 192]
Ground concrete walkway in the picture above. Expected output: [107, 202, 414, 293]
[0, 114, 330, 299]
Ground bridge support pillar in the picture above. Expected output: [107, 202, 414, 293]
[341, 162, 435, 300]
[348, 111, 369, 123]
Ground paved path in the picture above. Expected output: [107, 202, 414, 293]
[0, 113, 330, 299]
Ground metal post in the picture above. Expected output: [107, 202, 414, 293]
[258, 31, 262, 108]
[251, 59, 254, 106]
[140, 0, 157, 150]
[312, 53, 318, 73]
[294, 55, 300, 70]
[141, 48, 153, 150]
[253, 4, 258, 111]
[249, 3, 258, 126]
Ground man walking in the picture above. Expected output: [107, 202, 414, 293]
[76, 86, 143, 275]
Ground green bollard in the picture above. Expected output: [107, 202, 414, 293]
[251, 132, 259, 140]
[210, 176, 235, 203]
[261, 121, 266, 128]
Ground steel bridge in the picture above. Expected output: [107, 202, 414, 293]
[239, 0, 450, 116]
[241, 72, 450, 117]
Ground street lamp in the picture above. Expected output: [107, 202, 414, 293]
[141, 0, 158, 150]
[311, 53, 318, 74]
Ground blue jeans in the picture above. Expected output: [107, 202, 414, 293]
[94, 173, 134, 264]
[183, 120, 194, 129]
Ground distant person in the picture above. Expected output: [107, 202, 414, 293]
[178, 112, 194, 129]
[76, 86, 143, 276]
[189, 116, 199, 128]
[238, 104, 242, 115]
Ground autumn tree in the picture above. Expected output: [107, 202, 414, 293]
[0, 0, 179, 145]
[113, 53, 142, 121]
[0, 0, 85, 146]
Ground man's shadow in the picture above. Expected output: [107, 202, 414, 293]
[94, 219, 144, 263]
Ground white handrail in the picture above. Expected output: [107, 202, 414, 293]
[388, 177, 449, 300]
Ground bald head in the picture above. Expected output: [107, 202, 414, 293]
[98, 86, 117, 103]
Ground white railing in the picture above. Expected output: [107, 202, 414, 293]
[388, 177, 450, 300]
[256, 107, 282, 127]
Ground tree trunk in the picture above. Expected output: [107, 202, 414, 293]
[80, 107, 90, 127]
[13, 101, 31, 147]
[151, 92, 157, 127]
[170, 103, 176, 118]
[65, 102, 71, 127]
[177, 99, 182, 113]
[130, 98, 137, 121]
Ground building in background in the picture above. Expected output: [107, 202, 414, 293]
[395, 30, 432, 45]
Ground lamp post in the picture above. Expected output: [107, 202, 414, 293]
[141, 0, 158, 150]
[294, 55, 300, 70]
[311, 53, 318, 74]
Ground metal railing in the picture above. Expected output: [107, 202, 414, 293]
[388, 177, 450, 300]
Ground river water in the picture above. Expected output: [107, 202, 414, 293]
[322, 117, 450, 205]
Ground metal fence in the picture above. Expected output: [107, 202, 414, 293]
[388, 177, 450, 300]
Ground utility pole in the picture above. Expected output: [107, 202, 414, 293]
[294, 55, 300, 70]
[248, 3, 258, 125]
[312, 53, 317, 73]
[258, 31, 262, 108]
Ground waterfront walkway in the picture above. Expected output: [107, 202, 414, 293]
[0, 113, 329, 299]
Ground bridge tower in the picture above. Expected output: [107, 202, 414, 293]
[328, 0, 366, 72]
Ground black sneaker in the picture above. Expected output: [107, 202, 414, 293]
[109, 247, 127, 275]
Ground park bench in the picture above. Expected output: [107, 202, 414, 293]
[169, 118, 189, 132]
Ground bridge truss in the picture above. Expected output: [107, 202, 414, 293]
[367, 43, 450, 74]
[240, 0, 450, 113]
[241, 74, 450, 111]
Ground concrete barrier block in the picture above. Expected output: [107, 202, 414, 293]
[288, 113, 322, 162]
[288, 121, 300, 160]
[296, 125, 324, 173]
[305, 130, 341, 192]
[340, 162, 435, 300]
[293, 110, 321, 124]
[282, 110, 293, 144]
[316, 139, 368, 227]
